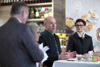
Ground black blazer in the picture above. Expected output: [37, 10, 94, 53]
[66, 32, 93, 54]
[38, 30, 61, 67]
[0, 17, 44, 67]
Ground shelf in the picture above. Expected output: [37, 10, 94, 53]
[0, 0, 54, 23]
[0, 2, 52, 8]
[27, 2, 52, 7]
[27, 19, 44, 22]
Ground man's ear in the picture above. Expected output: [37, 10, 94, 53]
[43, 23, 45, 26]
[22, 10, 25, 17]
[43, 23, 46, 28]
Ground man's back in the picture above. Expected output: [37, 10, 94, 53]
[0, 17, 44, 67]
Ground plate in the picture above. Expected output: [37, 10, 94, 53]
[65, 18, 74, 29]
[81, 13, 89, 21]
[85, 24, 94, 32]
[67, 58, 76, 61]
[96, 28, 100, 41]
[87, 10, 100, 24]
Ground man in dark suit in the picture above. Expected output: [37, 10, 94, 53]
[0, 2, 44, 67]
[38, 17, 70, 67]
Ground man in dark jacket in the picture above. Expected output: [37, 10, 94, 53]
[38, 17, 69, 67]
[0, 2, 44, 67]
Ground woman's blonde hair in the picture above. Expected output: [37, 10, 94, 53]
[28, 23, 39, 39]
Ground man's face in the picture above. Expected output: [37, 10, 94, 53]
[75, 21, 85, 32]
[44, 18, 56, 33]
[22, 8, 29, 24]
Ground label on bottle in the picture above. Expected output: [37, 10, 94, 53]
[36, 11, 39, 18]
[44, 14, 48, 18]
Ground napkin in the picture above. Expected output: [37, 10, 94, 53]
[86, 51, 93, 61]
[36, 43, 49, 67]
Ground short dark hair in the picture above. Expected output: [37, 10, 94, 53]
[10, 2, 28, 15]
[75, 19, 86, 26]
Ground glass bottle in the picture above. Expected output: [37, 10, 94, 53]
[44, 8, 48, 18]
[0, 0, 3, 6]
[35, 7, 40, 18]
[40, 7, 45, 19]
[29, 7, 35, 19]
[25, 0, 29, 4]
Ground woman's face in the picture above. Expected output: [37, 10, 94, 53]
[75, 21, 85, 32]
[36, 28, 41, 42]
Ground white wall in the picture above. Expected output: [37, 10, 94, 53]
[65, 0, 100, 52]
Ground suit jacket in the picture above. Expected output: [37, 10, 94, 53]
[38, 30, 61, 67]
[0, 17, 44, 67]
[66, 32, 93, 54]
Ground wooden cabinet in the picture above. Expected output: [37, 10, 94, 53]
[27, 1, 54, 22]
[0, 0, 54, 23]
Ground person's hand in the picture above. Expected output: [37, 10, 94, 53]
[71, 51, 77, 58]
[67, 51, 77, 58]
[82, 53, 87, 58]
[59, 50, 70, 60]
[39, 62, 43, 67]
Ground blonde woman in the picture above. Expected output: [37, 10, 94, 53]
[28, 23, 48, 67]
[28, 23, 41, 42]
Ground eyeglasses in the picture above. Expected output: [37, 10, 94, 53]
[75, 25, 85, 27]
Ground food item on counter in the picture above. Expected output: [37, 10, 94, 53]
[88, 9, 100, 24]
[85, 24, 94, 32]
[76, 54, 82, 61]
[89, 9, 95, 14]
[97, 56, 100, 61]
[65, 18, 74, 28]
[81, 13, 88, 21]
[91, 13, 96, 18]
[96, 28, 100, 41]
[92, 56, 97, 62]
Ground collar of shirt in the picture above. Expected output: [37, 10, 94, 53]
[44, 29, 54, 36]
[77, 32, 85, 38]
[17, 18, 22, 23]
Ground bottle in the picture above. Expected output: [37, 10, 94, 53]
[10, 0, 13, 5]
[41, 0, 43, 3]
[43, 0, 46, 3]
[0, 0, 3, 6]
[29, 7, 35, 19]
[48, 9, 52, 16]
[44, 8, 48, 18]
[20, 0, 23, 2]
[25, 0, 29, 4]
[7, 0, 10, 5]
[50, 0, 52, 2]
[17, 0, 19, 2]
[37, 0, 40, 3]
[3, 0, 5, 6]
[35, 7, 40, 18]
[46, 0, 49, 2]
[62, 30, 66, 46]
[31, 0, 34, 3]
[56, 30, 60, 39]
[40, 7, 45, 19]
[28, 0, 31, 4]
[13, 0, 16, 3]
[34, 0, 37, 3]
